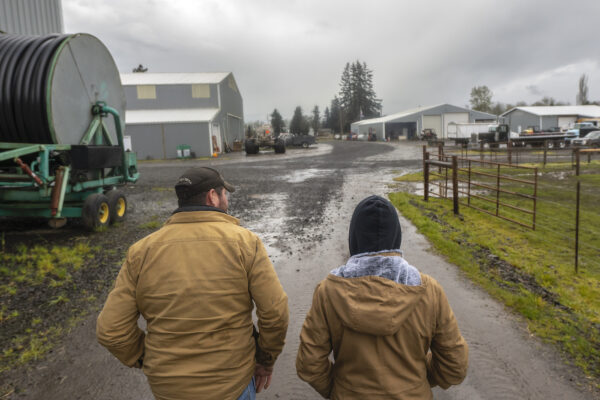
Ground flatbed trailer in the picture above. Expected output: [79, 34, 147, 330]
[511, 132, 576, 149]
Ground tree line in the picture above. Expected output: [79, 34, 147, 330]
[258, 60, 381, 136]
[470, 74, 599, 115]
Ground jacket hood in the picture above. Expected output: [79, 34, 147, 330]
[348, 195, 401, 255]
[326, 251, 424, 336]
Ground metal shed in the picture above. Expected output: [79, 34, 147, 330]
[121, 72, 244, 159]
[500, 106, 600, 133]
[0, 0, 63, 34]
[351, 104, 496, 140]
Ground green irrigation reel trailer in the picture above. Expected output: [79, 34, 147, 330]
[0, 33, 138, 230]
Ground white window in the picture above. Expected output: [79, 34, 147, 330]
[191, 84, 210, 98]
[136, 85, 156, 99]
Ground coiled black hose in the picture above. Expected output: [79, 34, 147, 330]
[0, 34, 69, 144]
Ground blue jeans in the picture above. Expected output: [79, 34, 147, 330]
[236, 377, 256, 400]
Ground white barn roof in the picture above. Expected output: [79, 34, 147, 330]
[126, 108, 220, 125]
[501, 105, 600, 117]
[353, 105, 445, 126]
[121, 72, 230, 86]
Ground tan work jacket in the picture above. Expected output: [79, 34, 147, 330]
[97, 211, 289, 400]
[296, 271, 468, 399]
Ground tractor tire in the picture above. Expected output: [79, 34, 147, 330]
[274, 140, 286, 154]
[245, 140, 259, 155]
[559, 141, 567, 149]
[106, 189, 127, 224]
[302, 141, 309, 148]
[82, 193, 110, 230]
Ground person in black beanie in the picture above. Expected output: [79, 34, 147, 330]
[297, 195, 468, 399]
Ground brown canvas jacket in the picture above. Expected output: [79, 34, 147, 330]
[296, 265, 468, 399]
[97, 211, 289, 400]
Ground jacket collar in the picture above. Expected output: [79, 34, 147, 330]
[172, 205, 225, 214]
[165, 209, 240, 226]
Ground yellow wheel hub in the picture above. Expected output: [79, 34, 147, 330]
[116, 198, 126, 217]
[99, 202, 109, 224]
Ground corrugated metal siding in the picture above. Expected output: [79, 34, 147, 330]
[216, 74, 244, 146]
[0, 0, 63, 34]
[124, 84, 219, 110]
[127, 122, 211, 160]
[505, 110, 539, 133]
[541, 116, 558, 130]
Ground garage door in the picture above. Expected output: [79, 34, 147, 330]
[423, 115, 442, 138]
[443, 113, 469, 138]
[558, 116, 576, 130]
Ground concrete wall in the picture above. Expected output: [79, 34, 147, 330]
[0, 0, 63, 34]
[127, 122, 211, 160]
[124, 84, 219, 110]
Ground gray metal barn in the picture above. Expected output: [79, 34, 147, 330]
[0, 0, 63, 34]
[350, 104, 496, 140]
[500, 106, 600, 133]
[121, 73, 244, 159]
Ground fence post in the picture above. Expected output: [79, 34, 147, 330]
[507, 140, 512, 165]
[575, 148, 580, 176]
[452, 156, 459, 215]
[588, 151, 591, 164]
[438, 144, 443, 174]
[496, 164, 501, 216]
[575, 180, 580, 274]
[480, 141, 484, 161]
[467, 160, 472, 206]
[424, 151, 430, 202]
[543, 141, 548, 167]
[533, 167, 538, 230]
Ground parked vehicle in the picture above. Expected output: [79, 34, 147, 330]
[447, 123, 492, 145]
[419, 128, 437, 141]
[281, 134, 316, 148]
[571, 130, 600, 147]
[470, 124, 511, 148]
[566, 122, 598, 142]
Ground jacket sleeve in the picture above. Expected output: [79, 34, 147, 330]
[96, 251, 145, 368]
[296, 282, 333, 399]
[427, 282, 469, 389]
[247, 237, 289, 367]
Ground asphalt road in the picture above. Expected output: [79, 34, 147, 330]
[5, 141, 596, 399]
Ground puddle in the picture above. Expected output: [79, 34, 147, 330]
[280, 168, 324, 183]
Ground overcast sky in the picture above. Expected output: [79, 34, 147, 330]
[63, 0, 600, 122]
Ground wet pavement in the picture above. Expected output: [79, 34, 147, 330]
[3, 141, 596, 399]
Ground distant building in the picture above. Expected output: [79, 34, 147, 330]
[500, 106, 600, 133]
[351, 104, 496, 140]
[0, 0, 63, 34]
[121, 73, 244, 159]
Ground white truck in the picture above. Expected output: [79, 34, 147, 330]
[447, 122, 494, 145]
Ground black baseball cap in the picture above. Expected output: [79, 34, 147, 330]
[175, 167, 235, 199]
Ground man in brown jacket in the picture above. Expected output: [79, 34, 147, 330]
[296, 195, 468, 399]
[97, 167, 289, 400]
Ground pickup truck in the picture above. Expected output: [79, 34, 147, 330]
[279, 133, 316, 148]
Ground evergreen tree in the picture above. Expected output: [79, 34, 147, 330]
[329, 97, 342, 133]
[336, 60, 382, 130]
[311, 105, 320, 135]
[290, 106, 305, 135]
[577, 74, 589, 105]
[323, 107, 331, 129]
[270, 108, 284, 136]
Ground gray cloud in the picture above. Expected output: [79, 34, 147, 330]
[63, 0, 600, 121]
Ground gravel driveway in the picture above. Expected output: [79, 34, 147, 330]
[2, 141, 595, 399]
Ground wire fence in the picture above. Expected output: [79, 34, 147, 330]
[422, 144, 600, 273]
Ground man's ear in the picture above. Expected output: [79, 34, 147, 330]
[206, 188, 219, 207]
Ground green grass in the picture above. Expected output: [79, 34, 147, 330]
[389, 163, 600, 384]
[0, 242, 99, 372]
[139, 215, 163, 230]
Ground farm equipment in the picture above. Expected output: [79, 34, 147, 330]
[244, 132, 286, 154]
[0, 33, 138, 229]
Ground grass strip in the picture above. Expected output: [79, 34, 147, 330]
[389, 191, 599, 386]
